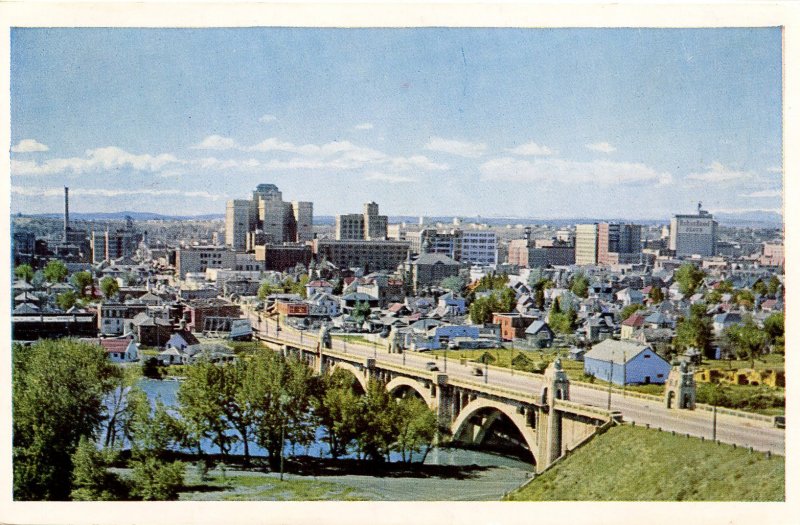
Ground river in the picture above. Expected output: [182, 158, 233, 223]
[139, 378, 534, 500]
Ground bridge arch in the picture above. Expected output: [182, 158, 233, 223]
[451, 398, 538, 465]
[328, 361, 368, 393]
[385, 376, 434, 408]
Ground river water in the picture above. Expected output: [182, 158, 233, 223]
[139, 378, 534, 500]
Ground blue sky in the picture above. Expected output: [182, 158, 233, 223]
[10, 28, 782, 219]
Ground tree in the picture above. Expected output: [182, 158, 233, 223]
[498, 286, 516, 312]
[674, 263, 705, 297]
[723, 317, 769, 368]
[70, 271, 94, 298]
[752, 279, 768, 296]
[734, 289, 755, 310]
[43, 259, 69, 283]
[100, 276, 120, 300]
[763, 312, 784, 344]
[130, 457, 185, 501]
[314, 369, 363, 459]
[70, 437, 124, 501]
[672, 302, 714, 359]
[440, 275, 466, 293]
[549, 298, 577, 334]
[15, 263, 34, 283]
[352, 300, 372, 329]
[13, 340, 120, 500]
[393, 396, 438, 463]
[767, 276, 781, 296]
[354, 380, 397, 462]
[31, 270, 46, 288]
[648, 286, 664, 304]
[468, 293, 500, 325]
[178, 361, 235, 458]
[619, 303, 645, 323]
[257, 280, 281, 300]
[570, 273, 589, 298]
[56, 290, 78, 311]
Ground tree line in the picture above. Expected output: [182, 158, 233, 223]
[13, 338, 439, 501]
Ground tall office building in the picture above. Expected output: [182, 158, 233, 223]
[335, 202, 388, 241]
[669, 204, 717, 257]
[226, 184, 313, 251]
[225, 200, 254, 251]
[293, 201, 314, 242]
[575, 224, 599, 265]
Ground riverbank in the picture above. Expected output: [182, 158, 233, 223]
[118, 452, 532, 501]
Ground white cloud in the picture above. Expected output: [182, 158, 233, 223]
[258, 114, 277, 123]
[363, 171, 417, 184]
[195, 157, 262, 170]
[686, 162, 751, 183]
[506, 142, 555, 156]
[354, 123, 374, 130]
[767, 166, 783, 173]
[11, 147, 181, 176]
[586, 142, 617, 154]
[425, 137, 487, 158]
[740, 189, 782, 198]
[191, 135, 239, 150]
[11, 139, 49, 153]
[711, 207, 782, 215]
[11, 186, 225, 200]
[479, 157, 673, 186]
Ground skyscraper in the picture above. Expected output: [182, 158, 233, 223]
[669, 203, 717, 257]
[225, 184, 313, 251]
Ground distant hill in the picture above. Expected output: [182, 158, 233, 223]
[21, 211, 225, 221]
[505, 424, 783, 501]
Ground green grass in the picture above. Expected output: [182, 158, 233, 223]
[505, 425, 784, 501]
[334, 334, 382, 347]
[699, 354, 784, 372]
[185, 472, 366, 501]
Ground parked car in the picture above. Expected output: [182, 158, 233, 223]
[425, 362, 439, 372]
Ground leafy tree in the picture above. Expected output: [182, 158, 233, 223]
[763, 312, 784, 343]
[70, 271, 94, 298]
[103, 368, 147, 449]
[354, 380, 397, 462]
[734, 289, 755, 309]
[767, 276, 781, 296]
[70, 437, 124, 501]
[570, 273, 589, 298]
[440, 275, 466, 293]
[752, 279, 768, 296]
[15, 263, 34, 283]
[13, 340, 120, 500]
[619, 303, 645, 323]
[100, 276, 120, 300]
[56, 290, 79, 311]
[705, 288, 722, 304]
[672, 302, 714, 359]
[314, 369, 363, 459]
[257, 280, 282, 300]
[498, 286, 516, 312]
[178, 362, 234, 458]
[468, 293, 500, 324]
[248, 352, 317, 470]
[716, 280, 734, 294]
[549, 298, 577, 334]
[674, 263, 705, 296]
[130, 456, 185, 501]
[393, 395, 438, 463]
[142, 357, 163, 380]
[43, 259, 69, 283]
[723, 317, 769, 368]
[352, 300, 372, 329]
[648, 286, 664, 304]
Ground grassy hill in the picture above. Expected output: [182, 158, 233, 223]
[506, 424, 783, 501]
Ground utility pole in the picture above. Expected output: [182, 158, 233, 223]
[607, 350, 614, 410]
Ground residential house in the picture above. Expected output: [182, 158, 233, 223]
[713, 311, 743, 336]
[525, 321, 555, 348]
[620, 312, 646, 340]
[584, 339, 671, 385]
[492, 312, 537, 341]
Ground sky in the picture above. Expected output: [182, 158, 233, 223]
[9, 27, 783, 220]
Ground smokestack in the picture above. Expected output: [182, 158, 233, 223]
[64, 186, 70, 242]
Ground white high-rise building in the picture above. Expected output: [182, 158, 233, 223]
[461, 231, 497, 266]
[669, 204, 717, 257]
[225, 199, 254, 251]
[575, 223, 599, 265]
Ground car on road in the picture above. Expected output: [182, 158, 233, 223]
[471, 366, 483, 376]
[425, 362, 439, 372]
[774, 415, 785, 429]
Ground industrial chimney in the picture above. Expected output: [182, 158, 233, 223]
[64, 186, 70, 242]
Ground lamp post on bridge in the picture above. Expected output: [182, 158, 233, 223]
[484, 358, 488, 384]
[607, 349, 614, 411]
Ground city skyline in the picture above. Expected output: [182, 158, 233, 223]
[10, 28, 783, 219]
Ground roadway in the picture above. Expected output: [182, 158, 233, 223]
[246, 311, 785, 455]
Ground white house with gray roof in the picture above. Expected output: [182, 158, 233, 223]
[584, 339, 671, 385]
